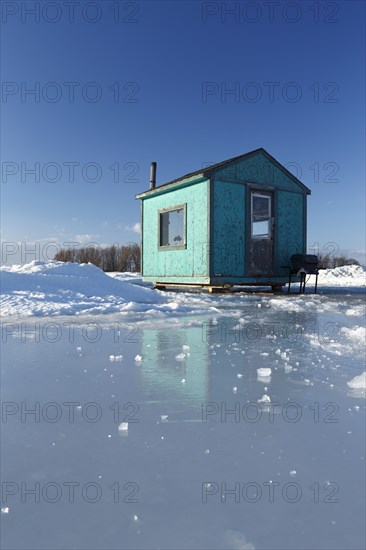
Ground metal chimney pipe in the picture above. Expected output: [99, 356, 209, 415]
[150, 162, 157, 190]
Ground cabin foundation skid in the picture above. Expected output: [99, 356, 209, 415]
[153, 282, 288, 293]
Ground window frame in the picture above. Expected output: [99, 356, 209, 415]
[251, 192, 272, 240]
[158, 203, 187, 250]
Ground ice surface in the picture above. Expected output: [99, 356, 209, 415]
[1, 264, 365, 550]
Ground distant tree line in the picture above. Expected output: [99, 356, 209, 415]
[53, 245, 359, 273]
[317, 253, 360, 269]
[54, 244, 140, 272]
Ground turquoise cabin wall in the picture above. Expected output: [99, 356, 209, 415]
[275, 190, 305, 273]
[212, 152, 306, 277]
[212, 179, 245, 276]
[142, 179, 209, 280]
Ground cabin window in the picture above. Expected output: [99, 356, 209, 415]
[251, 193, 271, 239]
[159, 205, 186, 249]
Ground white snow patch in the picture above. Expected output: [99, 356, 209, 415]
[1, 261, 364, 318]
[347, 372, 366, 389]
[318, 265, 366, 287]
[341, 326, 366, 346]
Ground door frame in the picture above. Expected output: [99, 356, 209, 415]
[245, 185, 276, 276]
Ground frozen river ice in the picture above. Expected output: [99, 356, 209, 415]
[1, 292, 365, 549]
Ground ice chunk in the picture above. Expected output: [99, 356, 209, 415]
[175, 353, 186, 362]
[160, 415, 168, 421]
[1, 507, 9, 514]
[258, 394, 271, 403]
[347, 372, 366, 389]
[224, 529, 255, 550]
[134, 355, 142, 363]
[257, 368, 272, 378]
[118, 422, 129, 431]
[182, 345, 190, 352]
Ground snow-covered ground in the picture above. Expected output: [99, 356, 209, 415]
[1, 261, 365, 549]
[1, 260, 365, 317]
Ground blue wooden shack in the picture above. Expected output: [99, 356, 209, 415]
[135, 148, 311, 291]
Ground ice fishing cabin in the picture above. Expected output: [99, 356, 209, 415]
[135, 148, 311, 292]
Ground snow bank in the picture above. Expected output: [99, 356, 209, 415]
[1, 261, 365, 318]
[0, 260, 238, 318]
[317, 265, 366, 288]
[0, 261, 168, 317]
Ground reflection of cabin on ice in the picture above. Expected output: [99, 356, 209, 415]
[135, 148, 311, 292]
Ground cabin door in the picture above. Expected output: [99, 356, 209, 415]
[249, 191, 274, 276]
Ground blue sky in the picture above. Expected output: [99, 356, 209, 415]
[1, 0, 365, 264]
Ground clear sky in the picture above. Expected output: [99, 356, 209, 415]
[1, 0, 365, 265]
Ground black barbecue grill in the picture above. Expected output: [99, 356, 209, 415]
[282, 254, 320, 293]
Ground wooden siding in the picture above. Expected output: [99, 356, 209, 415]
[213, 151, 304, 192]
[276, 190, 305, 273]
[141, 179, 209, 280]
[212, 179, 245, 276]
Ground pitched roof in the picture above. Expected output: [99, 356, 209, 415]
[135, 147, 311, 198]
